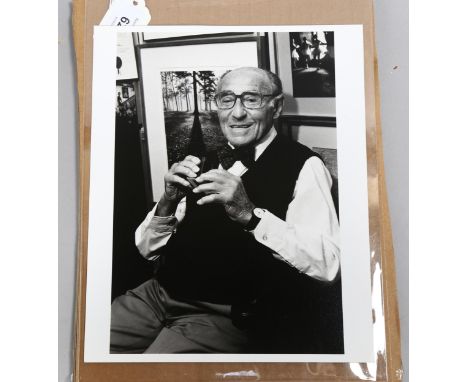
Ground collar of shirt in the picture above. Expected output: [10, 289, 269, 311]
[224, 127, 278, 176]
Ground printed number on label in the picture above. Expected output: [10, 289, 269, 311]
[117, 17, 130, 26]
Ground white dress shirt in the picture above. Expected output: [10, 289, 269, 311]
[135, 128, 340, 282]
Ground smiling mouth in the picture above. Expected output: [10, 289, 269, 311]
[229, 123, 253, 129]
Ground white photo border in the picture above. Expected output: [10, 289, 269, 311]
[85, 25, 373, 363]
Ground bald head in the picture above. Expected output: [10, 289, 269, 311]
[217, 67, 283, 95]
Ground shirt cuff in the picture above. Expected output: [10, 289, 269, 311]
[252, 210, 339, 281]
[148, 215, 178, 233]
[252, 210, 286, 253]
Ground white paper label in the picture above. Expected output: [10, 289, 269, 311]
[100, 0, 151, 26]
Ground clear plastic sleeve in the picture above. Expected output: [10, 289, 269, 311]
[71, 0, 402, 380]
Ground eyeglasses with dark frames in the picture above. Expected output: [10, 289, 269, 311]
[214, 91, 279, 110]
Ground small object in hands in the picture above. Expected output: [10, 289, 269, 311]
[187, 156, 207, 189]
[186, 177, 198, 189]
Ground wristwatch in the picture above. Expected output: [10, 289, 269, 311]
[244, 208, 266, 231]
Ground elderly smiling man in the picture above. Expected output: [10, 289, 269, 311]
[110, 67, 341, 354]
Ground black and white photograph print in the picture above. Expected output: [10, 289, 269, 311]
[109, 33, 343, 356]
[85, 26, 374, 363]
[289, 31, 335, 98]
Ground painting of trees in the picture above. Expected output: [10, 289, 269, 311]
[174, 72, 192, 111]
[160, 69, 228, 166]
[196, 71, 217, 111]
[160, 70, 221, 113]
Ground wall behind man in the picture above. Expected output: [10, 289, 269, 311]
[292, 125, 337, 149]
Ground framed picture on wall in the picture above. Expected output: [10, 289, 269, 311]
[288, 31, 335, 97]
[135, 34, 268, 203]
[274, 31, 336, 117]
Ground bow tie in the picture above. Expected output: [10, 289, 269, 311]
[217, 144, 256, 170]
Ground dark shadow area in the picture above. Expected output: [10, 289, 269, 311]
[164, 111, 228, 166]
[292, 67, 335, 97]
[111, 115, 154, 301]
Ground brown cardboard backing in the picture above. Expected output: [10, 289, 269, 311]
[72, 0, 402, 380]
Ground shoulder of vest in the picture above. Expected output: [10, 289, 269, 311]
[273, 134, 323, 163]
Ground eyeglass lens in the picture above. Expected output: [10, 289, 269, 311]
[216, 92, 263, 109]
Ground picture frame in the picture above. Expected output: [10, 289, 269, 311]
[274, 32, 336, 117]
[134, 33, 270, 204]
[142, 32, 256, 43]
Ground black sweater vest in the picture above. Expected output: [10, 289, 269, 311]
[157, 135, 320, 305]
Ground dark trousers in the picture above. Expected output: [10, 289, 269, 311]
[110, 279, 248, 353]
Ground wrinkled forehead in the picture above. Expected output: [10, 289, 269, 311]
[218, 69, 273, 94]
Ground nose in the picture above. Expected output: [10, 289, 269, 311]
[231, 98, 247, 119]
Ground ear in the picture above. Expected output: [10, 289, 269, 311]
[272, 94, 284, 119]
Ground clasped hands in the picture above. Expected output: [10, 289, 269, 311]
[157, 155, 254, 226]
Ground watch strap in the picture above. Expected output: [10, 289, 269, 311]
[245, 208, 262, 231]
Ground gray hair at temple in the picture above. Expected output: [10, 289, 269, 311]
[217, 67, 283, 95]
